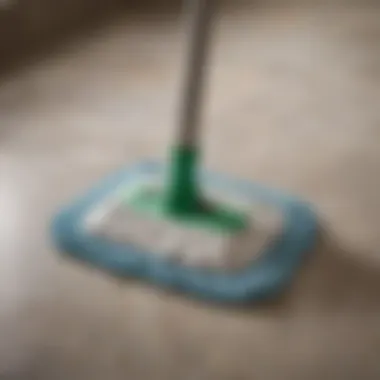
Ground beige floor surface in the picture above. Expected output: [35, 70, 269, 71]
[1, 3, 380, 379]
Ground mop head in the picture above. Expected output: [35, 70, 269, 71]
[52, 162, 317, 303]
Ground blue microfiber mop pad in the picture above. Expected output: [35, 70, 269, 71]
[51, 161, 317, 304]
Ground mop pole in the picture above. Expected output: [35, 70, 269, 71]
[167, 0, 214, 213]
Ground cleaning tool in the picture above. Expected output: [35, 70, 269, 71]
[52, 0, 317, 303]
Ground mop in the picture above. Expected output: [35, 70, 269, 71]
[52, 0, 317, 303]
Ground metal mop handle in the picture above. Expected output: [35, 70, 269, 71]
[167, 0, 214, 213]
[178, 0, 214, 147]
